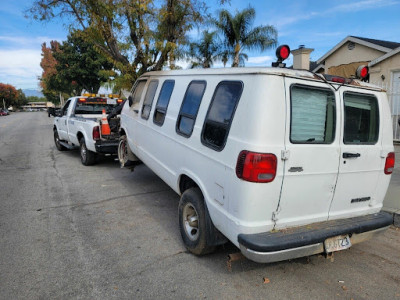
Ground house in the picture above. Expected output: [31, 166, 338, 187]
[22, 102, 55, 111]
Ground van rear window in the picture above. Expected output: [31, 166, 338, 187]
[290, 85, 336, 144]
[343, 92, 379, 144]
[176, 81, 206, 137]
[202, 81, 243, 151]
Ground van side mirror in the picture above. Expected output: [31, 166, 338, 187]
[128, 95, 133, 107]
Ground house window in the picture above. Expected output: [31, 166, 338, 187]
[153, 80, 175, 126]
[343, 92, 379, 144]
[141, 80, 159, 120]
[290, 85, 336, 144]
[176, 81, 207, 137]
[202, 81, 243, 151]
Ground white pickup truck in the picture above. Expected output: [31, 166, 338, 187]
[53, 94, 123, 165]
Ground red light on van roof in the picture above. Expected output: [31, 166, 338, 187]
[78, 98, 86, 102]
[356, 65, 369, 79]
[331, 77, 346, 84]
[236, 151, 277, 183]
[276, 45, 290, 61]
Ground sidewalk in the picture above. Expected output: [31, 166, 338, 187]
[383, 144, 400, 226]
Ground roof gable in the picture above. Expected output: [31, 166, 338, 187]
[316, 36, 398, 64]
[369, 47, 400, 67]
[351, 36, 400, 50]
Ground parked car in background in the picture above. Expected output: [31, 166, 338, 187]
[0, 109, 9, 116]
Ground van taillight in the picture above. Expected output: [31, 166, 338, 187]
[93, 126, 100, 141]
[236, 151, 277, 183]
[384, 152, 395, 174]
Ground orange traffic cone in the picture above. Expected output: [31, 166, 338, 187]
[101, 109, 111, 135]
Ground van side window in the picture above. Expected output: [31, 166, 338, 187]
[290, 85, 336, 144]
[202, 81, 243, 150]
[153, 80, 175, 126]
[176, 81, 207, 137]
[141, 80, 159, 120]
[343, 92, 379, 144]
[131, 80, 147, 105]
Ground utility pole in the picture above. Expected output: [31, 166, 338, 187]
[3, 98, 5, 109]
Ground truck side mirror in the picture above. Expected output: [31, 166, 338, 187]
[128, 95, 133, 107]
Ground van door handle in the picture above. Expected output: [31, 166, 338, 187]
[343, 152, 361, 158]
[133, 109, 139, 113]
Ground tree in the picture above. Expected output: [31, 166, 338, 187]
[215, 7, 277, 67]
[16, 89, 28, 107]
[53, 30, 114, 94]
[188, 30, 221, 68]
[28, 0, 214, 89]
[39, 30, 114, 104]
[0, 83, 18, 108]
[40, 41, 67, 104]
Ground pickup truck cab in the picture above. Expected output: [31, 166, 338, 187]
[119, 47, 395, 263]
[53, 94, 123, 165]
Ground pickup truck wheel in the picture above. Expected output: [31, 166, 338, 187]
[79, 137, 96, 166]
[54, 130, 67, 151]
[178, 188, 215, 255]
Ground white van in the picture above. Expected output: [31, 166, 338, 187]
[119, 52, 394, 263]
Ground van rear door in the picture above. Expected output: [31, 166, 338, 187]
[328, 89, 383, 219]
[275, 79, 340, 228]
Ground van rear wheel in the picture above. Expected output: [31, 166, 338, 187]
[178, 188, 215, 255]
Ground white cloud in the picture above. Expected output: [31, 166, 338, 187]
[273, 0, 399, 28]
[0, 35, 62, 48]
[0, 34, 63, 89]
[0, 49, 42, 89]
[247, 56, 274, 65]
[329, 0, 398, 13]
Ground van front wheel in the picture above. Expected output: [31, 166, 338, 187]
[178, 188, 215, 255]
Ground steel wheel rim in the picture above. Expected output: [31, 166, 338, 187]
[182, 202, 199, 241]
[118, 139, 128, 164]
[54, 132, 60, 147]
[81, 142, 87, 161]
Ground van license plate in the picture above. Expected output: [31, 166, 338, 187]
[324, 235, 352, 253]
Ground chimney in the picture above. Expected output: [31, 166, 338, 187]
[291, 46, 314, 70]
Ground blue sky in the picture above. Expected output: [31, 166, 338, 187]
[1, 0, 400, 90]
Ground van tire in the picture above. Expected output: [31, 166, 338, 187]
[54, 130, 67, 151]
[118, 135, 132, 167]
[79, 137, 96, 166]
[178, 188, 215, 255]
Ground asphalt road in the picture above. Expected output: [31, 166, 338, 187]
[1, 112, 400, 300]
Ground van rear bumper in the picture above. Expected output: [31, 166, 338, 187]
[238, 212, 393, 263]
